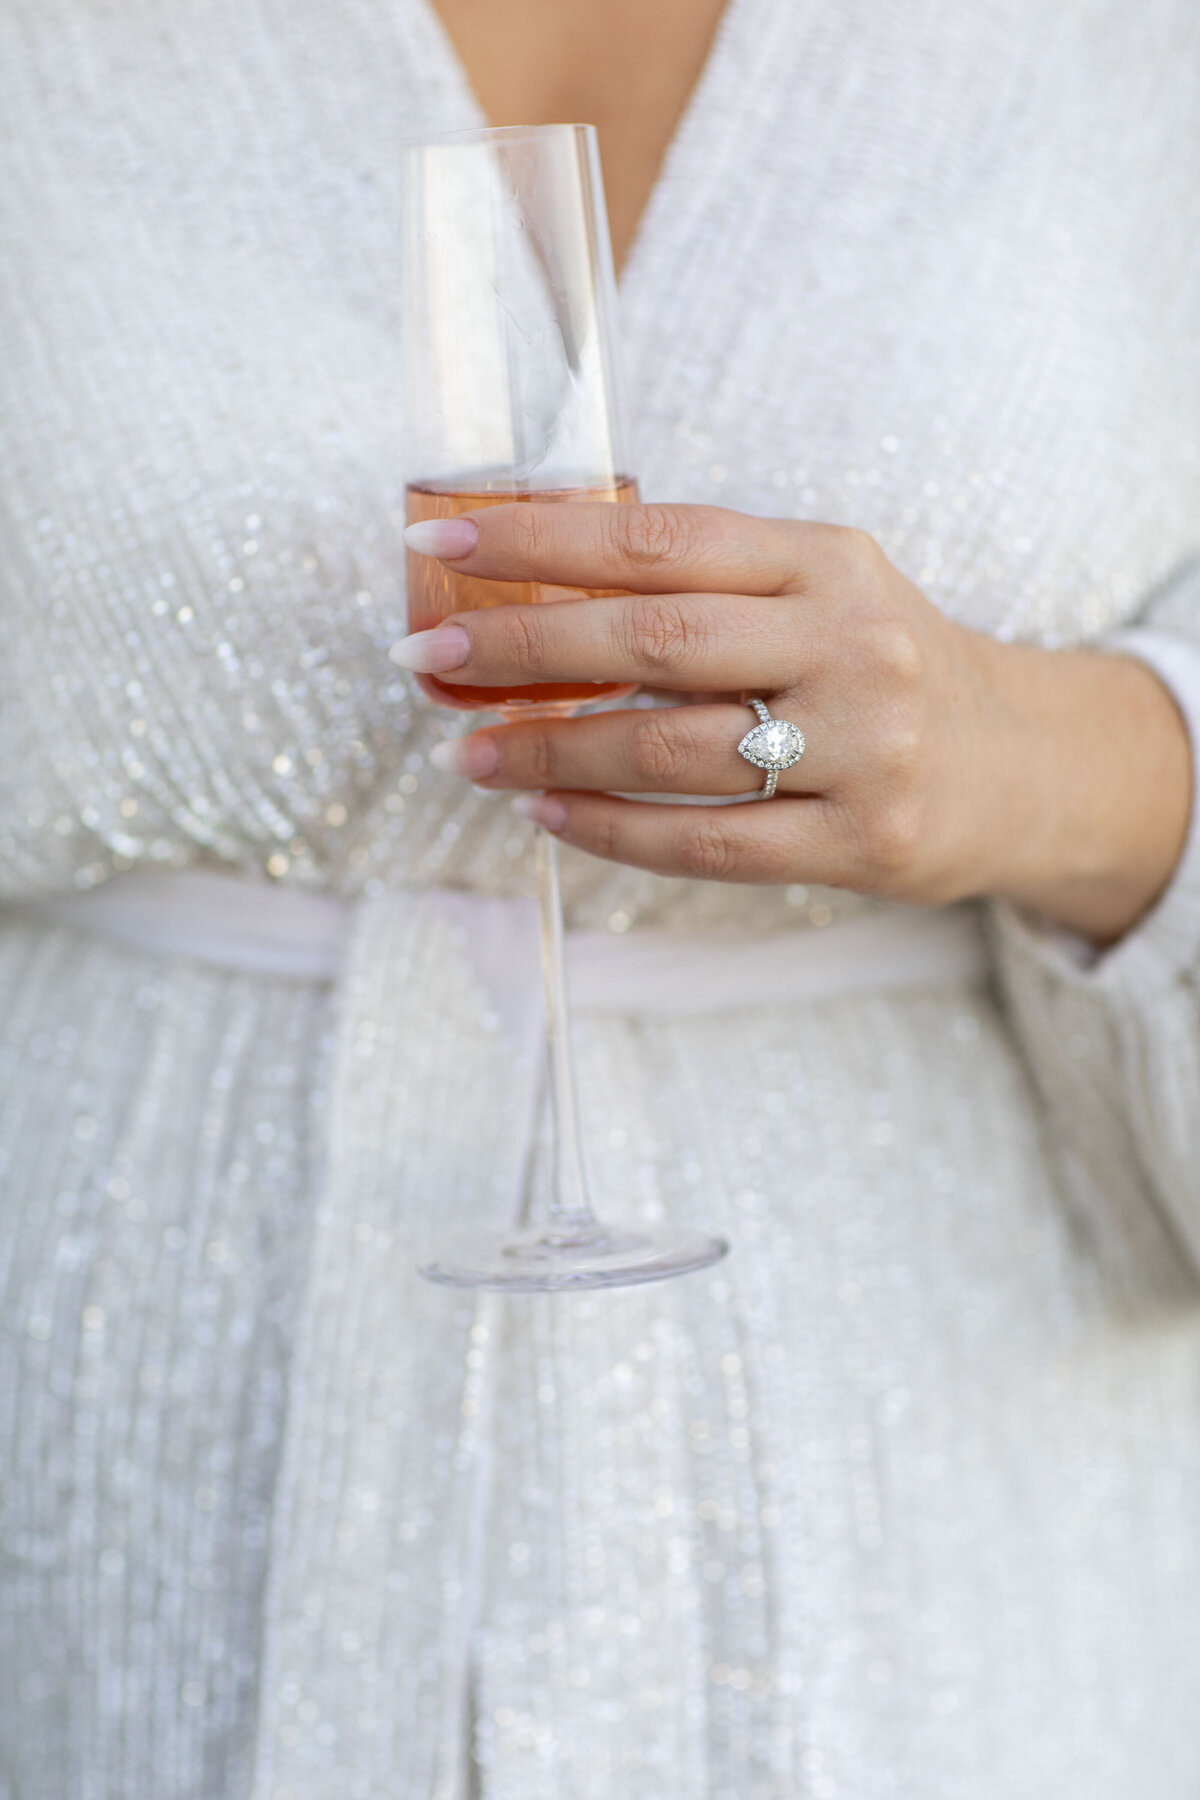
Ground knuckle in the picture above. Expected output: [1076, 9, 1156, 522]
[589, 805, 620, 864]
[622, 596, 708, 674]
[526, 728, 559, 787]
[857, 795, 924, 886]
[498, 606, 548, 675]
[868, 616, 922, 688]
[859, 674, 924, 777]
[629, 712, 693, 786]
[612, 503, 697, 572]
[876, 710, 923, 783]
[678, 816, 740, 881]
[840, 525, 887, 577]
[508, 503, 550, 564]
[795, 520, 844, 566]
[799, 524, 891, 602]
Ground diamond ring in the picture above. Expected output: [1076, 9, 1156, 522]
[736, 698, 805, 799]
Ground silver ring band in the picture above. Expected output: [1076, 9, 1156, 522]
[736, 697, 805, 800]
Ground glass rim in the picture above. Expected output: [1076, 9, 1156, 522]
[403, 122, 597, 152]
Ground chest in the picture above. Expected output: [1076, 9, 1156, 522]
[428, 0, 728, 268]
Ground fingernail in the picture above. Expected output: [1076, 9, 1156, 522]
[429, 734, 499, 778]
[512, 793, 567, 832]
[388, 625, 471, 672]
[403, 518, 479, 559]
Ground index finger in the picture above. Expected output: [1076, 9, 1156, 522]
[403, 501, 814, 596]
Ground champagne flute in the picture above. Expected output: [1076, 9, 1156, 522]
[404, 123, 728, 1291]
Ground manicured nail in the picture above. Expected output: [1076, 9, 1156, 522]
[403, 518, 479, 559]
[429, 734, 500, 778]
[388, 625, 471, 672]
[512, 793, 568, 832]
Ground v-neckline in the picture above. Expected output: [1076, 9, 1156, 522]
[404, 0, 760, 305]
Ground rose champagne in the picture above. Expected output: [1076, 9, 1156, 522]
[405, 475, 639, 712]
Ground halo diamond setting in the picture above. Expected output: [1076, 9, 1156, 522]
[736, 699, 805, 798]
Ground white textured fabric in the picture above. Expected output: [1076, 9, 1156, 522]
[35, 871, 354, 981]
[26, 870, 989, 1010]
[2, 1, 1200, 1797]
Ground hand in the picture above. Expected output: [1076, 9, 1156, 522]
[393, 503, 1192, 941]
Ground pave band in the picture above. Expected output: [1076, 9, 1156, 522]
[736, 698, 806, 799]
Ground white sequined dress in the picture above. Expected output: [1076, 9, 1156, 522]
[3, 2, 1200, 1795]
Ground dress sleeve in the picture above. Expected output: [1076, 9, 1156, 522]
[990, 556, 1200, 1279]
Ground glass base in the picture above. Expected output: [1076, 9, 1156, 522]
[419, 1221, 729, 1293]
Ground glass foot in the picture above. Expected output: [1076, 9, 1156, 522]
[419, 1221, 729, 1292]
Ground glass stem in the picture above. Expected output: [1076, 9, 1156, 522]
[535, 826, 596, 1230]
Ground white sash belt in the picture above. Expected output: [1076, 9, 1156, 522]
[30, 869, 989, 1013]
[37, 871, 352, 981]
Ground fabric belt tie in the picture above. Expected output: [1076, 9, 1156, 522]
[33, 868, 989, 1015]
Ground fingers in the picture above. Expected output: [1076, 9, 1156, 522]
[431, 703, 820, 798]
[404, 501, 819, 596]
[391, 591, 813, 692]
[513, 791, 840, 886]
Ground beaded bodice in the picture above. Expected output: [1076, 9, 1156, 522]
[2, 0, 1198, 931]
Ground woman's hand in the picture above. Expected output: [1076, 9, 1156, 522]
[392, 503, 1192, 942]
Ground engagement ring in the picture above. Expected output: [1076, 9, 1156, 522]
[736, 698, 805, 799]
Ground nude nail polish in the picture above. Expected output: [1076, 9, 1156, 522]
[403, 518, 479, 559]
[429, 735, 499, 778]
[387, 625, 471, 673]
[511, 794, 568, 832]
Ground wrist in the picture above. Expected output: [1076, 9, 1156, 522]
[969, 640, 1192, 943]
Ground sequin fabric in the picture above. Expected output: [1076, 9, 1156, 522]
[2, 0, 1200, 1794]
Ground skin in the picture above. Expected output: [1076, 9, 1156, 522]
[394, 504, 1193, 944]
[415, 2, 1193, 943]
[431, 0, 728, 271]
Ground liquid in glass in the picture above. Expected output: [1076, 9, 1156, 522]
[405, 475, 640, 712]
